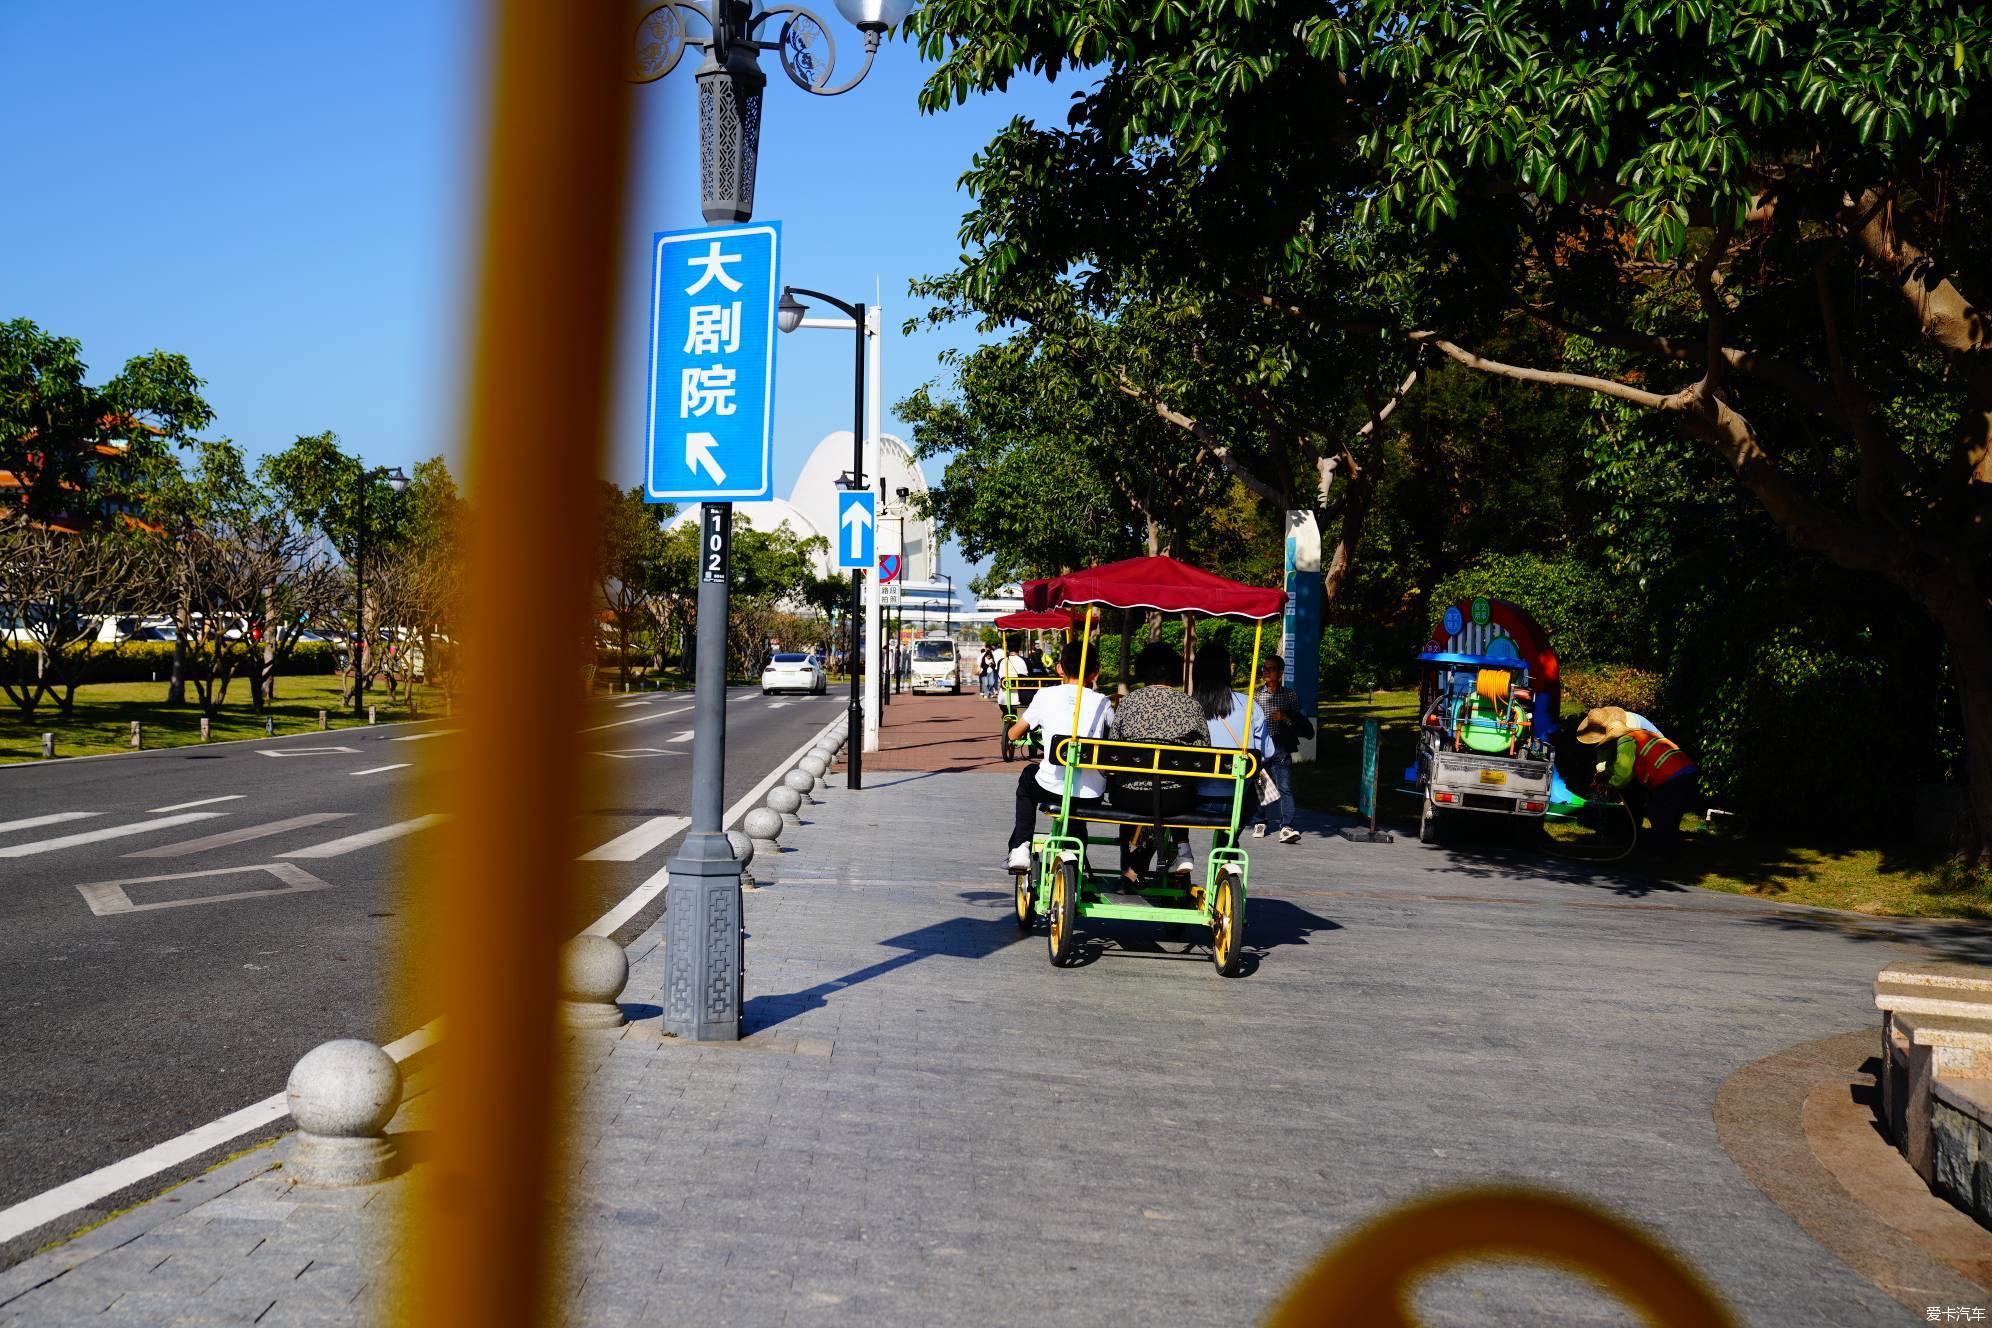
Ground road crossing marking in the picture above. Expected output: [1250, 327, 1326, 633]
[76, 862, 334, 917]
[616, 699, 650, 709]
[123, 813, 355, 860]
[578, 815, 691, 862]
[667, 730, 694, 743]
[147, 795, 246, 814]
[592, 748, 684, 760]
[390, 729, 460, 742]
[767, 701, 791, 710]
[0, 812, 97, 836]
[352, 763, 411, 776]
[257, 746, 360, 758]
[0, 812, 226, 859]
[277, 813, 450, 859]
[579, 704, 692, 734]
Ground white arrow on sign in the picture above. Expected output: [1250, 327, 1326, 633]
[686, 431, 726, 485]
[841, 498, 873, 560]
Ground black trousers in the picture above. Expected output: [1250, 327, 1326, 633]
[1010, 763, 1098, 850]
[1644, 773, 1699, 852]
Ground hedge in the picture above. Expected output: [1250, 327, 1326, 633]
[21, 640, 342, 685]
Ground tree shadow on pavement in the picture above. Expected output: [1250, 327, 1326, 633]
[1430, 845, 1688, 899]
[743, 914, 1030, 1034]
[1732, 909, 1992, 965]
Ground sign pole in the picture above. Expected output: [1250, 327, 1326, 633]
[845, 302, 866, 791]
[664, 501, 742, 1039]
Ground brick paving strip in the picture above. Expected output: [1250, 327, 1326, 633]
[8, 741, 1992, 1324]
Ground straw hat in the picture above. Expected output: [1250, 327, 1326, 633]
[1573, 706, 1630, 745]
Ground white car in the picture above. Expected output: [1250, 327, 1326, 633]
[761, 652, 826, 695]
[908, 638, 960, 693]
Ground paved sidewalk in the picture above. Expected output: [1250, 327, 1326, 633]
[4, 764, 1988, 1326]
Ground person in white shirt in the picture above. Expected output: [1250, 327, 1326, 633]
[997, 636, 1032, 691]
[1168, 642, 1274, 878]
[1005, 641, 1115, 872]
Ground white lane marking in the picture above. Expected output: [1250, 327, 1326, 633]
[277, 814, 450, 859]
[0, 812, 226, 859]
[147, 795, 246, 814]
[582, 720, 839, 939]
[390, 729, 460, 743]
[77, 862, 334, 915]
[124, 813, 354, 860]
[0, 714, 838, 1251]
[0, 1008, 435, 1247]
[257, 746, 360, 758]
[667, 730, 694, 743]
[578, 704, 691, 735]
[767, 701, 791, 710]
[0, 812, 98, 835]
[351, 763, 411, 776]
[616, 700, 650, 710]
[578, 815, 691, 863]
[592, 748, 683, 760]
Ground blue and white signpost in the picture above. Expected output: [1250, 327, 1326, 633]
[836, 491, 875, 569]
[645, 221, 781, 1043]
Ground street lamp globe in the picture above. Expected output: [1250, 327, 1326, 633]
[777, 289, 808, 334]
[834, 0, 916, 31]
[384, 466, 411, 495]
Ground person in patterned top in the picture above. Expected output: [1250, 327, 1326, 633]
[1109, 642, 1207, 883]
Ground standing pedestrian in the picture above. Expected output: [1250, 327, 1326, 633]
[1252, 659, 1311, 843]
[978, 643, 997, 698]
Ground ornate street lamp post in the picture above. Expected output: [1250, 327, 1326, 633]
[632, 0, 916, 224]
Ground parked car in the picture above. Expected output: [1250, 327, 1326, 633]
[760, 652, 826, 696]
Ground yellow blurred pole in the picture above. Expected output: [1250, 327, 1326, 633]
[1263, 1188, 1735, 1328]
[394, 3, 631, 1324]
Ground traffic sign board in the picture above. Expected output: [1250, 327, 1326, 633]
[837, 491, 875, 569]
[879, 583, 901, 605]
[877, 553, 900, 583]
[644, 222, 781, 502]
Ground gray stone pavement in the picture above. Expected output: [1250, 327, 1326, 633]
[3, 765, 1985, 1326]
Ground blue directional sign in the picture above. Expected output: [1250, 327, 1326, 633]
[644, 221, 781, 503]
[836, 491, 875, 570]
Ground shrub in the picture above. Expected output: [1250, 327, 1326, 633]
[1430, 552, 1646, 665]
[1560, 664, 1663, 718]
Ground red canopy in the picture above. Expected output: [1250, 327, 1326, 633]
[992, 610, 1071, 630]
[1023, 556, 1287, 621]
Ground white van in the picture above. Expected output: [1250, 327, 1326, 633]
[908, 637, 959, 694]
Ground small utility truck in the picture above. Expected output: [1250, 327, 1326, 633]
[1406, 596, 1560, 845]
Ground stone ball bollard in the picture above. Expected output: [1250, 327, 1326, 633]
[284, 1039, 402, 1186]
[768, 785, 803, 829]
[799, 754, 828, 790]
[783, 768, 817, 804]
[560, 934, 628, 1030]
[726, 828, 756, 889]
[743, 807, 783, 869]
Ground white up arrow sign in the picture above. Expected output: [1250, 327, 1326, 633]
[841, 497, 873, 559]
[686, 431, 726, 485]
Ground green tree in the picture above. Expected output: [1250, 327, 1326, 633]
[910, 0, 1992, 857]
[597, 484, 677, 690]
[0, 319, 212, 524]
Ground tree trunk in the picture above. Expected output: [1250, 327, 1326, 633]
[167, 593, 190, 705]
[260, 584, 277, 705]
[1921, 572, 1992, 863]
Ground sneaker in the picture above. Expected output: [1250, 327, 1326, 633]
[1169, 843, 1195, 876]
[1006, 844, 1030, 872]
[1278, 827, 1302, 844]
[1250, 823, 1267, 838]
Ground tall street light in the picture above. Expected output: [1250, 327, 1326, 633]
[353, 464, 410, 719]
[777, 285, 867, 790]
[940, 571, 953, 640]
[632, 0, 917, 224]
[633, 0, 914, 1043]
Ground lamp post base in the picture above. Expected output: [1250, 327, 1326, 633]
[661, 835, 743, 1042]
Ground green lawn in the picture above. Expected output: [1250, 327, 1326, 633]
[1295, 688, 1992, 923]
[0, 675, 432, 762]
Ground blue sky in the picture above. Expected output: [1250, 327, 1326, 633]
[0, 3, 1079, 585]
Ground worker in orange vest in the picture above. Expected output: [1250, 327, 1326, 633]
[1574, 708, 1700, 854]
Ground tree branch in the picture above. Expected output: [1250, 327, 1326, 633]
[1110, 371, 1290, 509]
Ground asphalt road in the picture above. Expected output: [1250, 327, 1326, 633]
[0, 684, 843, 1255]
